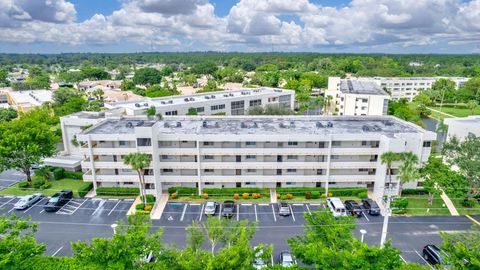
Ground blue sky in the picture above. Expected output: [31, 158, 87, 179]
[0, 0, 479, 54]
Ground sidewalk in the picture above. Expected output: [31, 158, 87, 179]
[150, 192, 169, 220]
[440, 191, 459, 216]
[270, 188, 277, 203]
[84, 189, 96, 198]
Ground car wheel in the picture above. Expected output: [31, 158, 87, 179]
[423, 254, 428, 260]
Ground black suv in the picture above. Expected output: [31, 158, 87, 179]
[422, 245, 448, 265]
[222, 200, 235, 218]
[361, 198, 381, 216]
[44, 190, 73, 212]
[344, 200, 363, 217]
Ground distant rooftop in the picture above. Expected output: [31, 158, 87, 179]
[83, 116, 423, 137]
[374, 77, 468, 81]
[8, 90, 52, 106]
[106, 88, 293, 110]
[445, 116, 480, 125]
[339, 80, 387, 96]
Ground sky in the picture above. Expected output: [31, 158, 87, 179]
[0, 0, 479, 54]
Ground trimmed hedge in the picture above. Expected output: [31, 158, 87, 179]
[277, 187, 367, 197]
[52, 168, 65, 180]
[63, 171, 83, 180]
[96, 187, 139, 196]
[146, 194, 155, 203]
[168, 187, 197, 195]
[78, 182, 93, 198]
[401, 188, 427, 195]
[167, 186, 269, 196]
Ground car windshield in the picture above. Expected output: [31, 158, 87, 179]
[283, 254, 293, 264]
[49, 196, 60, 203]
[17, 198, 28, 204]
[205, 203, 215, 209]
[254, 258, 266, 265]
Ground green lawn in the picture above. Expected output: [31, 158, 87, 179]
[399, 195, 451, 216]
[429, 106, 480, 118]
[0, 178, 89, 198]
[450, 198, 480, 215]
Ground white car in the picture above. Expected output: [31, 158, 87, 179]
[253, 246, 268, 269]
[14, 193, 43, 210]
[204, 201, 218, 215]
[279, 251, 296, 267]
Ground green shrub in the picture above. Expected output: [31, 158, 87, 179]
[136, 203, 145, 210]
[167, 187, 197, 195]
[358, 192, 368, 199]
[320, 193, 327, 198]
[96, 187, 139, 196]
[304, 191, 312, 199]
[35, 167, 52, 180]
[392, 198, 409, 214]
[18, 181, 29, 190]
[145, 194, 155, 203]
[280, 194, 288, 200]
[52, 168, 65, 180]
[462, 199, 477, 208]
[203, 187, 268, 196]
[311, 191, 320, 199]
[401, 188, 427, 195]
[78, 182, 93, 198]
[63, 171, 83, 180]
[276, 187, 367, 197]
[32, 179, 46, 189]
[40, 182, 52, 189]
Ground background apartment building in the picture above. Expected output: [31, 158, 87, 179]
[373, 77, 468, 101]
[326, 78, 390, 116]
[104, 88, 295, 116]
[444, 116, 480, 142]
[76, 115, 435, 198]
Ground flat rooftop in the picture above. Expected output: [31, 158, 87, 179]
[84, 116, 423, 136]
[8, 90, 52, 106]
[445, 116, 480, 125]
[107, 88, 292, 110]
[340, 80, 387, 96]
[375, 77, 468, 81]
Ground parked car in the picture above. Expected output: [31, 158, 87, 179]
[222, 200, 235, 218]
[422, 244, 448, 265]
[279, 251, 296, 267]
[344, 200, 363, 217]
[252, 246, 268, 269]
[44, 190, 73, 212]
[14, 193, 43, 210]
[361, 198, 381, 216]
[278, 202, 290, 216]
[204, 201, 218, 216]
[326, 197, 347, 217]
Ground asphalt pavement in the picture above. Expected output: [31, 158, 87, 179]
[0, 169, 26, 190]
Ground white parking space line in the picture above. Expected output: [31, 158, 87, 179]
[254, 204, 258, 222]
[310, 203, 320, 206]
[91, 200, 106, 216]
[414, 249, 434, 270]
[124, 199, 134, 202]
[305, 204, 311, 215]
[7, 207, 15, 213]
[39, 209, 45, 214]
[362, 212, 370, 222]
[0, 179, 18, 182]
[180, 204, 188, 221]
[52, 246, 64, 256]
[258, 203, 269, 206]
[108, 200, 121, 216]
[271, 204, 277, 222]
[292, 203, 303, 206]
[190, 203, 200, 206]
[241, 203, 252, 206]
[289, 204, 296, 222]
[236, 205, 240, 221]
[399, 255, 407, 263]
[199, 204, 205, 221]
[0, 198, 15, 208]
[24, 198, 46, 213]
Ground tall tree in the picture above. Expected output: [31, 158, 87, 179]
[467, 100, 478, 115]
[441, 227, 480, 269]
[0, 108, 17, 122]
[397, 152, 419, 196]
[0, 109, 57, 185]
[133, 68, 162, 86]
[203, 217, 226, 254]
[381, 151, 402, 189]
[123, 153, 151, 205]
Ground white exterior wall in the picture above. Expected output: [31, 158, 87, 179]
[77, 116, 436, 198]
[444, 116, 480, 142]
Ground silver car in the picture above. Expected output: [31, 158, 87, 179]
[204, 201, 218, 215]
[14, 193, 43, 210]
[278, 202, 290, 216]
[279, 251, 296, 267]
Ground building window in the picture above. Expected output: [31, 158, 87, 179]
[121, 169, 132, 173]
[359, 168, 369, 172]
[137, 138, 151, 146]
[246, 155, 256, 159]
[246, 141, 256, 146]
[124, 182, 134, 185]
[285, 182, 296, 186]
[196, 107, 204, 113]
[423, 141, 431, 147]
[247, 169, 256, 173]
[287, 169, 297, 173]
[211, 104, 225, 111]
[204, 182, 214, 185]
[204, 155, 214, 160]
[203, 141, 214, 146]
[162, 169, 173, 173]
[145, 183, 155, 189]
[332, 141, 341, 146]
[204, 169, 214, 173]
[287, 141, 298, 146]
[165, 110, 178, 115]
[231, 101, 245, 109]
[159, 141, 173, 147]
[245, 182, 256, 185]
[161, 155, 170, 160]
[287, 155, 298, 160]
[249, 99, 262, 107]
[119, 141, 126, 146]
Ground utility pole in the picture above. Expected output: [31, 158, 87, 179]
[380, 184, 392, 248]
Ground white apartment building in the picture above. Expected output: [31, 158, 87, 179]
[104, 88, 295, 116]
[373, 77, 468, 101]
[76, 115, 435, 198]
[326, 78, 390, 116]
[444, 116, 480, 142]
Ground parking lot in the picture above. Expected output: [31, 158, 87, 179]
[0, 195, 134, 256]
[0, 169, 25, 190]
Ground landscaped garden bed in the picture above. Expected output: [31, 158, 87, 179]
[275, 187, 368, 202]
[167, 187, 271, 202]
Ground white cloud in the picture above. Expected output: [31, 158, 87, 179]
[0, 0, 479, 52]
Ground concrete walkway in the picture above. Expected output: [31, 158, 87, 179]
[440, 191, 460, 216]
[427, 107, 457, 118]
[270, 188, 277, 203]
[368, 189, 386, 214]
[84, 189, 96, 198]
[150, 193, 169, 220]
[127, 196, 141, 216]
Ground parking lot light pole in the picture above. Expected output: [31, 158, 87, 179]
[380, 185, 393, 248]
[359, 229, 367, 243]
[111, 223, 118, 234]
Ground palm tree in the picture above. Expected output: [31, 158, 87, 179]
[124, 152, 151, 204]
[380, 151, 402, 190]
[397, 152, 419, 196]
[323, 95, 333, 116]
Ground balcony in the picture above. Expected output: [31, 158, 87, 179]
[198, 162, 328, 170]
[329, 161, 377, 169]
